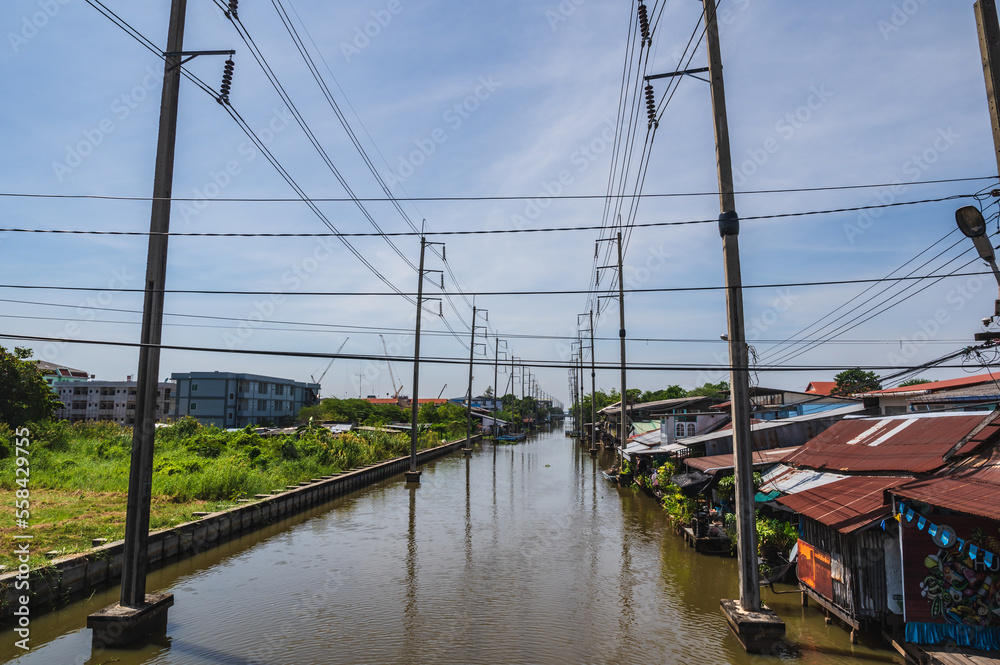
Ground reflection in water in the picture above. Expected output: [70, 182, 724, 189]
[404, 485, 417, 660]
[3, 427, 901, 665]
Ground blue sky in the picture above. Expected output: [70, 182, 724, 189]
[1, 0, 998, 408]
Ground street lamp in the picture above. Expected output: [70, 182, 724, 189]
[956, 205, 1000, 333]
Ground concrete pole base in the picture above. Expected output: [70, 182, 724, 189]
[589, 447, 598, 457]
[87, 592, 173, 648]
[462, 447, 473, 455]
[404, 470, 422, 484]
[720, 598, 785, 654]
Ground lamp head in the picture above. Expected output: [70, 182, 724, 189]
[956, 206, 987, 238]
[956, 206, 995, 263]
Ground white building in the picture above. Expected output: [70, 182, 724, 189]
[54, 381, 175, 425]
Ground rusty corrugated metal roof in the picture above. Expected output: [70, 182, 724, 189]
[782, 412, 1000, 474]
[776, 476, 910, 533]
[891, 447, 1000, 521]
[684, 447, 799, 473]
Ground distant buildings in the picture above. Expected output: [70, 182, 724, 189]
[171, 372, 320, 428]
[53, 380, 174, 425]
[34, 360, 90, 387]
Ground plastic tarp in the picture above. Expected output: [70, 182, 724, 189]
[670, 471, 715, 497]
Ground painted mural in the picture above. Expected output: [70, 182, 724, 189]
[902, 513, 1000, 627]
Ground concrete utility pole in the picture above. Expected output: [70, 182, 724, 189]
[577, 337, 585, 436]
[976, 0, 1000, 176]
[88, 0, 186, 647]
[589, 310, 598, 455]
[492, 336, 500, 436]
[701, 0, 784, 650]
[616, 231, 627, 458]
[407, 237, 428, 483]
[464, 306, 477, 453]
[596, 232, 627, 456]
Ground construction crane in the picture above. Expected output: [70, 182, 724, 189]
[437, 384, 448, 399]
[310, 337, 349, 385]
[379, 334, 403, 399]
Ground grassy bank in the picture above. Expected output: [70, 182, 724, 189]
[0, 418, 442, 570]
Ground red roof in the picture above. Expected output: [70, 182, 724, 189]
[804, 381, 837, 395]
[782, 413, 1000, 474]
[777, 476, 909, 533]
[861, 373, 1000, 396]
[892, 446, 1000, 521]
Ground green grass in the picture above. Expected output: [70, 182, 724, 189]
[0, 418, 445, 570]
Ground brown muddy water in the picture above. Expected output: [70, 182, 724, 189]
[1, 426, 901, 664]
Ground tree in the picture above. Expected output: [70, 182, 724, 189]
[898, 378, 932, 388]
[832, 368, 881, 396]
[0, 347, 61, 427]
[483, 386, 493, 397]
[686, 381, 729, 398]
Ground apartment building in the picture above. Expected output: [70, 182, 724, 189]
[170, 372, 320, 428]
[54, 381, 175, 425]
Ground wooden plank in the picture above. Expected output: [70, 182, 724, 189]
[921, 644, 1000, 665]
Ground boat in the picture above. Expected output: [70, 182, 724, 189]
[497, 433, 526, 442]
[601, 470, 619, 484]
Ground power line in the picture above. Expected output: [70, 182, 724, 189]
[0, 175, 991, 203]
[0, 332, 985, 373]
[0, 195, 976, 238]
[2, 269, 995, 297]
[0, 311, 970, 345]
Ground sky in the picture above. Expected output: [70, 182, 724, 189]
[1, 0, 999, 409]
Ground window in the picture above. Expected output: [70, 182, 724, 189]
[229, 392, 235, 400]
[190, 402, 197, 411]
[675, 422, 685, 438]
[686, 422, 697, 437]
[228, 412, 234, 422]
[257, 399, 267, 411]
[192, 383, 199, 392]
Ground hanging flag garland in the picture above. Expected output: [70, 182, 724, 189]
[897, 501, 993, 563]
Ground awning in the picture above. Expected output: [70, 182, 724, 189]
[671, 471, 715, 497]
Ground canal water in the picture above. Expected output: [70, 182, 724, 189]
[2, 426, 902, 665]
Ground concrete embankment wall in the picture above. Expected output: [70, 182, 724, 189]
[0, 435, 478, 621]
